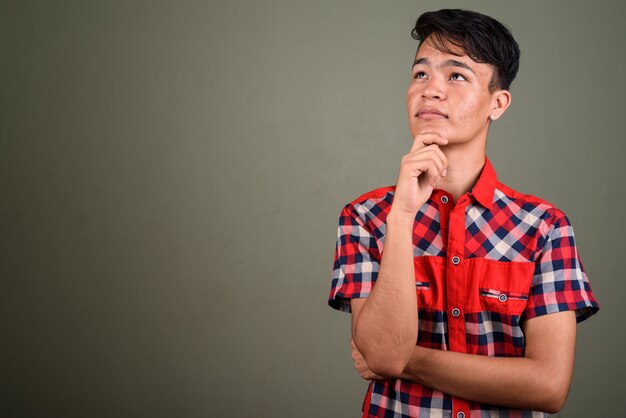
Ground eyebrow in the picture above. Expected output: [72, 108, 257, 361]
[412, 57, 476, 74]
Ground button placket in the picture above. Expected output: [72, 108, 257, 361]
[446, 197, 471, 418]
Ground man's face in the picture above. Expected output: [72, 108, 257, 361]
[406, 36, 501, 145]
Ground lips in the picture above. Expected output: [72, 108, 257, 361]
[416, 107, 448, 119]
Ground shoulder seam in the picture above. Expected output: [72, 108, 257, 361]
[495, 182, 557, 208]
[349, 185, 395, 206]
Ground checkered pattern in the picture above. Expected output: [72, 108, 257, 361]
[465, 312, 525, 357]
[465, 190, 550, 262]
[413, 204, 445, 257]
[328, 159, 598, 417]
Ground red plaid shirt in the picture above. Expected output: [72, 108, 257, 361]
[328, 158, 598, 418]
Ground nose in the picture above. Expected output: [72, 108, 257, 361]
[421, 76, 446, 100]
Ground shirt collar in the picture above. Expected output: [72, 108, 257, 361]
[469, 157, 497, 209]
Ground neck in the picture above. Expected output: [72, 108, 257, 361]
[437, 141, 486, 202]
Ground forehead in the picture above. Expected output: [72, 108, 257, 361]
[414, 37, 494, 79]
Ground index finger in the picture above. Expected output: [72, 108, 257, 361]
[409, 132, 449, 152]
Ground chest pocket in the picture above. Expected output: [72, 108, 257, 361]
[467, 258, 535, 316]
[413, 256, 535, 315]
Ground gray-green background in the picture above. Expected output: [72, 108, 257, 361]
[2, 1, 623, 417]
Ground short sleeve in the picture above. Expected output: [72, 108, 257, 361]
[524, 213, 599, 323]
[328, 204, 381, 312]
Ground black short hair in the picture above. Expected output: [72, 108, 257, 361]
[411, 9, 520, 92]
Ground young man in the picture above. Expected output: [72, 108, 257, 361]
[328, 9, 598, 418]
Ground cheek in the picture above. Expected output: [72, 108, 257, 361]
[455, 96, 489, 123]
[406, 87, 416, 110]
[406, 80, 423, 102]
[406, 87, 425, 119]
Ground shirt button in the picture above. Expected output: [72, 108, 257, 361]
[457, 412, 465, 418]
[451, 256, 461, 265]
[441, 195, 449, 204]
[499, 294, 508, 302]
[451, 308, 461, 317]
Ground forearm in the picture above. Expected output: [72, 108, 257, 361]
[353, 210, 418, 376]
[401, 345, 572, 413]
[352, 134, 447, 377]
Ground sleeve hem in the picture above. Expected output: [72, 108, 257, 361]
[523, 302, 599, 323]
[328, 293, 370, 313]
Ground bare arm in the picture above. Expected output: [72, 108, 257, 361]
[351, 134, 448, 377]
[399, 310, 577, 413]
[350, 212, 417, 376]
[351, 310, 576, 412]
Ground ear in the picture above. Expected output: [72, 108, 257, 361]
[489, 90, 512, 121]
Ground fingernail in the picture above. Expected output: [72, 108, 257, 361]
[442, 169, 447, 177]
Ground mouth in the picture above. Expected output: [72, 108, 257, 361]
[415, 108, 448, 119]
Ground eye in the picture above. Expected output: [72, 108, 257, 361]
[413, 71, 427, 80]
[450, 73, 467, 81]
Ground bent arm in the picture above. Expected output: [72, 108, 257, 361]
[351, 211, 418, 377]
[400, 310, 577, 413]
[350, 134, 448, 377]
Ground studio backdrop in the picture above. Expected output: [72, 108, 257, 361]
[2, 1, 623, 417]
